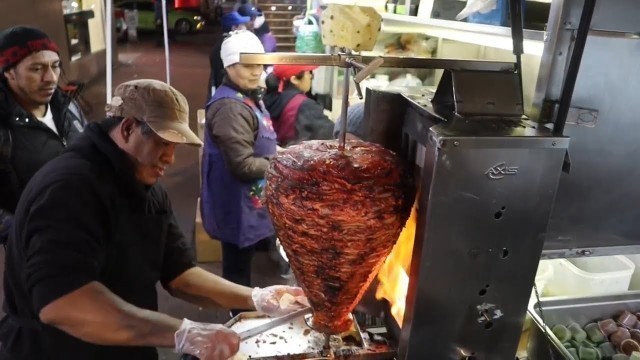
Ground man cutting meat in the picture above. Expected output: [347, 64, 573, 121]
[0, 79, 306, 360]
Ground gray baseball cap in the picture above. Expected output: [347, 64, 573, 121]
[106, 79, 202, 146]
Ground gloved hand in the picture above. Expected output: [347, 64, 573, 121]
[252, 285, 309, 317]
[175, 319, 240, 360]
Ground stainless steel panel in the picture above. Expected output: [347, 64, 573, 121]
[585, 0, 640, 34]
[398, 106, 568, 359]
[543, 245, 640, 259]
[530, 0, 640, 255]
[406, 95, 569, 147]
[535, 0, 640, 111]
[534, 0, 573, 113]
[528, 292, 640, 360]
[451, 71, 524, 117]
[364, 89, 409, 155]
[543, 33, 640, 255]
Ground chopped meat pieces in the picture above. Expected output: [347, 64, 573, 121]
[265, 140, 414, 334]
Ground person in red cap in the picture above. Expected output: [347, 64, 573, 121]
[0, 26, 85, 245]
[263, 64, 334, 147]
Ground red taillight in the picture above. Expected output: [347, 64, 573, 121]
[174, 0, 200, 8]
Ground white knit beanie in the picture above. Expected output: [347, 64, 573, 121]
[221, 30, 265, 68]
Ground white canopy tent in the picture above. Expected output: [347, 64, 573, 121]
[104, 0, 172, 104]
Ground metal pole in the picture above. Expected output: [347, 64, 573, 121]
[553, 0, 597, 136]
[338, 66, 351, 151]
[239, 53, 516, 72]
[105, 0, 113, 103]
[509, 0, 524, 111]
[162, 0, 171, 85]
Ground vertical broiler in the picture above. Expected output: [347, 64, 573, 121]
[367, 73, 567, 359]
[231, 0, 592, 358]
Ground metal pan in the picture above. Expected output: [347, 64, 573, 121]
[224, 311, 327, 359]
[225, 311, 394, 360]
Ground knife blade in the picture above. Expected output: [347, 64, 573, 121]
[238, 307, 312, 340]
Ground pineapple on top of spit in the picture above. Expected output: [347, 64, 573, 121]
[319, 4, 382, 52]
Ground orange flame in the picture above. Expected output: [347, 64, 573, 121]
[375, 204, 418, 328]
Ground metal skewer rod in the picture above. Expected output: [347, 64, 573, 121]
[322, 333, 332, 358]
[338, 60, 351, 151]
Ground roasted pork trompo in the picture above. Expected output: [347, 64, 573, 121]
[265, 140, 414, 334]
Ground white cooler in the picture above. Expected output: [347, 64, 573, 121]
[544, 256, 635, 297]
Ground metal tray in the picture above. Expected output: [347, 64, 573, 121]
[527, 291, 640, 360]
[224, 311, 395, 359]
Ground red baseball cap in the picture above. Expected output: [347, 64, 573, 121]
[272, 64, 318, 80]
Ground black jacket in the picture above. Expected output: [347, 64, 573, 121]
[0, 120, 195, 360]
[0, 79, 84, 216]
[263, 86, 334, 146]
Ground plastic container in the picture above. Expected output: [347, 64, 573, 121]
[625, 255, 640, 290]
[523, 260, 554, 330]
[388, 74, 423, 87]
[466, 0, 525, 27]
[544, 256, 635, 297]
[533, 260, 554, 298]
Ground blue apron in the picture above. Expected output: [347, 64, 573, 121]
[201, 85, 277, 248]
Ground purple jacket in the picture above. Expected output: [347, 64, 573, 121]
[260, 32, 277, 53]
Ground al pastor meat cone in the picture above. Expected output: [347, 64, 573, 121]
[265, 140, 414, 334]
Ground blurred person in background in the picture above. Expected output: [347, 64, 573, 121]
[253, 8, 277, 53]
[208, 11, 251, 98]
[201, 31, 279, 315]
[237, 4, 277, 53]
[0, 26, 84, 246]
[237, 3, 259, 31]
[238, 3, 276, 78]
[233, 0, 251, 12]
[263, 64, 333, 147]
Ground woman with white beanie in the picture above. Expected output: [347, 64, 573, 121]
[200, 30, 277, 316]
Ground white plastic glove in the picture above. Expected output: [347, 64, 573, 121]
[252, 285, 309, 317]
[455, 0, 498, 21]
[175, 319, 240, 360]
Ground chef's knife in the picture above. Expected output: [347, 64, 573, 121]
[238, 307, 312, 340]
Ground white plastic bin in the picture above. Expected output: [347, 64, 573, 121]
[533, 260, 554, 296]
[524, 260, 555, 330]
[544, 256, 635, 297]
[625, 255, 640, 290]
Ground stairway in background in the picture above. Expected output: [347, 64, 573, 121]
[256, 0, 307, 52]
